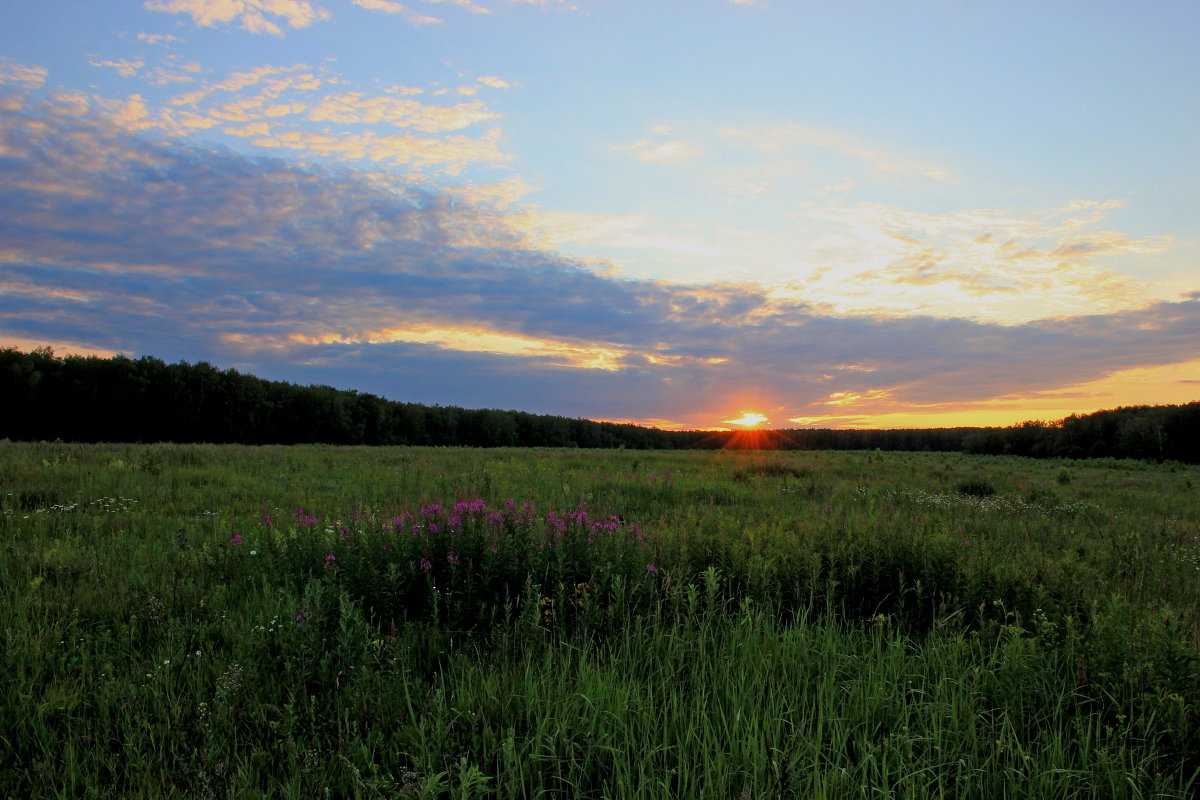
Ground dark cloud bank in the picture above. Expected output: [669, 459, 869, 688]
[1, 98, 1197, 424]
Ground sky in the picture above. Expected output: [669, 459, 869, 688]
[1, 0, 1198, 431]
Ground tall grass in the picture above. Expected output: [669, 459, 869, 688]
[2, 442, 1197, 797]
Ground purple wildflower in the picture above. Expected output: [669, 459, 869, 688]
[324, 552, 337, 569]
[230, 533, 244, 547]
[446, 552, 459, 566]
[293, 507, 317, 526]
[419, 557, 432, 573]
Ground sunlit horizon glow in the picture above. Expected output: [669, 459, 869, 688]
[1, 1, 1197, 431]
[724, 412, 769, 428]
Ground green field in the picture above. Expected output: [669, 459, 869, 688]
[2, 442, 1198, 798]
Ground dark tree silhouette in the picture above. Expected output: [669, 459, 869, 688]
[1, 347, 1196, 461]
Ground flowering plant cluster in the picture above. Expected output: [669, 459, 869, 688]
[236, 498, 658, 631]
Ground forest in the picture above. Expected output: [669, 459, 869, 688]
[3, 347, 1198, 462]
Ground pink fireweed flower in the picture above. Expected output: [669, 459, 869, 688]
[324, 553, 337, 569]
[230, 533, 244, 547]
[293, 507, 317, 526]
[454, 500, 485, 516]
[419, 557, 432, 573]
[446, 552, 459, 566]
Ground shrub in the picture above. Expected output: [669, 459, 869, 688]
[955, 478, 997, 497]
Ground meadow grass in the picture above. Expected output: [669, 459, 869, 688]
[1, 441, 1198, 798]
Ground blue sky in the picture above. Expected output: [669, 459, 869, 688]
[1, 0, 1197, 429]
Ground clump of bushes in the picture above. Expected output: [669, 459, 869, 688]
[955, 478, 997, 497]
[733, 461, 814, 481]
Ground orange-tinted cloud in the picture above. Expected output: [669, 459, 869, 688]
[145, 0, 331, 36]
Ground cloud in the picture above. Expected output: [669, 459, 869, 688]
[137, 33, 183, 45]
[614, 139, 703, 165]
[477, 76, 511, 89]
[147, 67, 201, 85]
[144, 0, 331, 36]
[425, 0, 491, 13]
[89, 58, 146, 78]
[351, 0, 442, 25]
[168, 63, 325, 107]
[1, 99, 1196, 427]
[763, 200, 1175, 323]
[722, 123, 951, 182]
[33, 60, 509, 176]
[0, 59, 49, 89]
[306, 92, 496, 131]
[245, 125, 511, 173]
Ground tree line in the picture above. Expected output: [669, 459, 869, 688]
[2, 348, 1197, 462]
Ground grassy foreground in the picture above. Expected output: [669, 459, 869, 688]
[2, 442, 1198, 798]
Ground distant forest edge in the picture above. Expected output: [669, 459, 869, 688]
[3, 347, 1199, 462]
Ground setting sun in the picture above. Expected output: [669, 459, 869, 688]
[724, 412, 769, 428]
